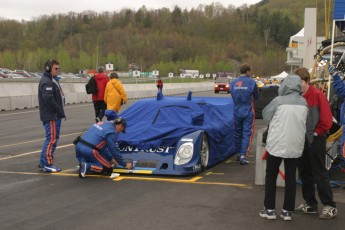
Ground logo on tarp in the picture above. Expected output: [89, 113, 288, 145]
[120, 146, 174, 153]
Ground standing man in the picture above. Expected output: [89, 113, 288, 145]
[104, 72, 127, 113]
[38, 59, 65, 172]
[329, 65, 345, 161]
[93, 66, 109, 122]
[156, 76, 163, 92]
[75, 117, 133, 178]
[294, 67, 337, 219]
[230, 63, 259, 165]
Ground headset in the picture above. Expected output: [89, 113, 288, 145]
[44, 59, 53, 72]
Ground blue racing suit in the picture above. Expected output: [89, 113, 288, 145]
[75, 121, 127, 174]
[331, 71, 345, 159]
[230, 75, 259, 157]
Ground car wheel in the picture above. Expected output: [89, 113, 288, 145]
[215, 90, 218, 93]
[199, 133, 209, 171]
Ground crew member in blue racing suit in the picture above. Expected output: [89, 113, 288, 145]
[329, 65, 345, 160]
[75, 117, 132, 178]
[230, 63, 259, 165]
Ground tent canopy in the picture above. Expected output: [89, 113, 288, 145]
[270, 71, 288, 80]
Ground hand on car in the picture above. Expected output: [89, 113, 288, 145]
[125, 162, 133, 169]
[110, 159, 118, 166]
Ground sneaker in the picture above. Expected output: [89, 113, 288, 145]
[79, 162, 87, 178]
[110, 173, 120, 179]
[319, 206, 337, 219]
[240, 156, 249, 165]
[43, 165, 61, 172]
[259, 208, 276, 220]
[295, 203, 318, 214]
[280, 209, 292, 221]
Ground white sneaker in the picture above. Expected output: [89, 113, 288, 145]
[319, 206, 337, 219]
[110, 173, 120, 179]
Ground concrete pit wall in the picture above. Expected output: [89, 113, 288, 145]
[0, 81, 214, 111]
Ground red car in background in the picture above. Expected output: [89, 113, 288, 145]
[214, 77, 230, 93]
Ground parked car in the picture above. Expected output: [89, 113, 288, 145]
[13, 70, 33, 78]
[214, 77, 230, 93]
[113, 92, 236, 175]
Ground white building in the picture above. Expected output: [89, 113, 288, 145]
[286, 8, 325, 72]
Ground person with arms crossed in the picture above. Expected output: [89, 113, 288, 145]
[38, 59, 65, 172]
[294, 67, 337, 219]
[230, 63, 259, 165]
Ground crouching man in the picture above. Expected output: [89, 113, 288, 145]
[75, 117, 132, 178]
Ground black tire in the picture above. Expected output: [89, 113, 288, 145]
[199, 133, 209, 171]
[215, 90, 218, 93]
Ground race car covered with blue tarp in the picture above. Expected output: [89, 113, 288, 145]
[114, 92, 235, 175]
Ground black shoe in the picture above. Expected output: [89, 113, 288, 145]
[280, 209, 292, 221]
[295, 203, 318, 214]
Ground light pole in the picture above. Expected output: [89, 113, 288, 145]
[95, 37, 99, 69]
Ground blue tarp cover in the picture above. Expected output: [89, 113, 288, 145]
[118, 93, 235, 165]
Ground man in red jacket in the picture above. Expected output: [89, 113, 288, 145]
[294, 67, 337, 220]
[92, 66, 109, 122]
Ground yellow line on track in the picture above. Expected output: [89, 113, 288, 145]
[0, 170, 113, 179]
[0, 144, 74, 161]
[0, 170, 252, 188]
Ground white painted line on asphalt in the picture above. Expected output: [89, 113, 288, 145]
[0, 132, 80, 149]
[0, 144, 74, 161]
[0, 104, 90, 117]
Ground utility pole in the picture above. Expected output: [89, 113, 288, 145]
[96, 37, 99, 69]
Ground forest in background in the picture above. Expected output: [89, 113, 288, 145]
[0, 0, 334, 77]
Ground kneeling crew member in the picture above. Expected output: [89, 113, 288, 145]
[75, 117, 132, 178]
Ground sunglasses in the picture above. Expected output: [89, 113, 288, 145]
[53, 67, 60, 70]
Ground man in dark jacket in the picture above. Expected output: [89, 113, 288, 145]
[38, 59, 65, 172]
[92, 66, 109, 122]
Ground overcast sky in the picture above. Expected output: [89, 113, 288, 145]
[0, 0, 261, 21]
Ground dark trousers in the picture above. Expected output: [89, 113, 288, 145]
[298, 137, 336, 207]
[264, 153, 298, 211]
[93, 100, 106, 121]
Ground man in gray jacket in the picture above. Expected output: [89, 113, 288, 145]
[259, 74, 308, 221]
